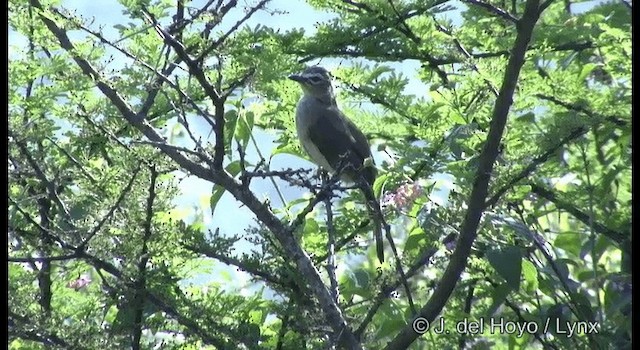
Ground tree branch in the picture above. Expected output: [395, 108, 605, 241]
[9, 310, 82, 348]
[33, 2, 363, 347]
[323, 174, 340, 303]
[79, 166, 142, 249]
[295, 40, 597, 66]
[183, 242, 300, 290]
[529, 183, 629, 251]
[355, 247, 438, 338]
[536, 94, 628, 127]
[198, 0, 269, 61]
[340, 0, 450, 83]
[385, 0, 544, 347]
[8, 254, 79, 263]
[485, 126, 588, 208]
[462, 0, 518, 23]
[132, 166, 158, 350]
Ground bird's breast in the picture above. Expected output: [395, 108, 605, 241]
[295, 99, 335, 172]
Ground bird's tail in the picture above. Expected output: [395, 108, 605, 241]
[372, 212, 384, 263]
[362, 184, 384, 263]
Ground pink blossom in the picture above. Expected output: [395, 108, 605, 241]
[67, 275, 92, 290]
[382, 182, 424, 211]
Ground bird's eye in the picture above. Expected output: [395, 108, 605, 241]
[308, 76, 322, 83]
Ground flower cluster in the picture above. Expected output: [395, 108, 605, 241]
[382, 182, 424, 211]
[67, 275, 92, 290]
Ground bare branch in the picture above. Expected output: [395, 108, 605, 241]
[141, 9, 229, 167]
[323, 175, 340, 302]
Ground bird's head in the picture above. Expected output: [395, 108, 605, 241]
[288, 66, 334, 98]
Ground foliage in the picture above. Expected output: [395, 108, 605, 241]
[9, 0, 630, 349]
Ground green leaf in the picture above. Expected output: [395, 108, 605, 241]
[210, 186, 226, 217]
[235, 111, 255, 151]
[226, 160, 242, 177]
[69, 202, 90, 220]
[272, 143, 303, 157]
[517, 112, 536, 123]
[112, 306, 137, 332]
[377, 302, 406, 335]
[554, 232, 582, 257]
[486, 283, 511, 316]
[367, 65, 393, 82]
[578, 63, 598, 81]
[573, 291, 595, 321]
[487, 245, 522, 291]
[353, 269, 370, 289]
[341, 269, 372, 298]
[521, 260, 538, 292]
[404, 228, 426, 254]
[224, 109, 239, 158]
[372, 173, 389, 198]
[210, 161, 243, 216]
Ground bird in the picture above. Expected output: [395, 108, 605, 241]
[289, 66, 385, 263]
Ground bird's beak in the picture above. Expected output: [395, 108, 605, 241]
[288, 74, 305, 83]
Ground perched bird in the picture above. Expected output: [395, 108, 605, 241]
[289, 66, 384, 263]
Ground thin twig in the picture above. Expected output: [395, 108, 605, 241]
[536, 94, 627, 127]
[198, 0, 270, 61]
[529, 183, 629, 250]
[355, 247, 438, 337]
[78, 165, 142, 249]
[433, 19, 499, 96]
[44, 137, 98, 184]
[52, 8, 216, 128]
[8, 254, 79, 263]
[323, 174, 340, 303]
[485, 126, 588, 208]
[463, 0, 518, 22]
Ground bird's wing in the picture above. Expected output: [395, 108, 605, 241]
[306, 105, 376, 184]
